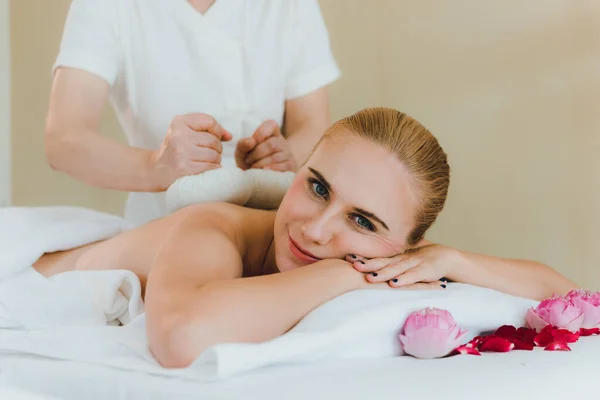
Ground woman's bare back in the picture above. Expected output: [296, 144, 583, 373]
[33, 204, 277, 291]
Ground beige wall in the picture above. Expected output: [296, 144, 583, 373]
[10, 1, 600, 289]
[10, 0, 128, 213]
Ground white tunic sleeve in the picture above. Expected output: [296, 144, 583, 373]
[285, 0, 341, 100]
[52, 0, 121, 86]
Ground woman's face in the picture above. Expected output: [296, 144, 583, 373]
[274, 128, 421, 272]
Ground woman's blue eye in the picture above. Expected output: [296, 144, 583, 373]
[354, 215, 375, 231]
[312, 182, 328, 197]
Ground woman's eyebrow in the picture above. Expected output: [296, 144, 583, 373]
[308, 167, 390, 231]
[352, 207, 389, 231]
[308, 168, 332, 192]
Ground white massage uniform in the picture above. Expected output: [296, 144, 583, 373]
[53, 0, 341, 225]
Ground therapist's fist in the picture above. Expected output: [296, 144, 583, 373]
[235, 120, 297, 172]
[149, 113, 233, 191]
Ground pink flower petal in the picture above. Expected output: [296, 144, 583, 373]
[579, 327, 600, 336]
[479, 336, 515, 352]
[527, 297, 585, 332]
[454, 345, 481, 356]
[526, 307, 550, 332]
[544, 340, 571, 351]
[568, 290, 600, 329]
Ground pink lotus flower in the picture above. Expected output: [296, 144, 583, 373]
[564, 289, 600, 329]
[526, 296, 584, 333]
[399, 308, 468, 359]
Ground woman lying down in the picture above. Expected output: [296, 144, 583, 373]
[33, 107, 578, 368]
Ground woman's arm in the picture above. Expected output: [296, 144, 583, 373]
[353, 241, 579, 301]
[447, 248, 579, 300]
[144, 211, 363, 368]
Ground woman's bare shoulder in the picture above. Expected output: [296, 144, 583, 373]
[162, 203, 276, 269]
[166, 203, 276, 239]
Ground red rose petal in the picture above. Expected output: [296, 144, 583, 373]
[553, 329, 580, 343]
[495, 325, 517, 339]
[579, 328, 600, 337]
[479, 336, 515, 352]
[454, 345, 481, 356]
[515, 327, 537, 345]
[466, 336, 484, 349]
[544, 340, 571, 351]
[512, 338, 535, 351]
[534, 330, 554, 347]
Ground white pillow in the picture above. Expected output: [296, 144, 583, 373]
[193, 283, 538, 379]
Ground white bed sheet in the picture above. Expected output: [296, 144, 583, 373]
[2, 337, 598, 400]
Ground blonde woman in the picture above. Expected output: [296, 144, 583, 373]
[34, 108, 578, 368]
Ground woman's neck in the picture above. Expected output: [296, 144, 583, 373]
[187, 0, 216, 14]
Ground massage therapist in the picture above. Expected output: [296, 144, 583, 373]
[43, 0, 340, 225]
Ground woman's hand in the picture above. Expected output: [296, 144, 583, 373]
[315, 258, 444, 292]
[235, 120, 297, 172]
[345, 244, 460, 289]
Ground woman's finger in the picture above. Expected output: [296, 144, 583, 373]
[393, 281, 445, 291]
[245, 136, 282, 165]
[354, 254, 409, 272]
[263, 160, 296, 172]
[389, 265, 438, 287]
[365, 258, 421, 282]
[188, 146, 221, 164]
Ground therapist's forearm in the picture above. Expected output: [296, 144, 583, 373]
[286, 121, 328, 167]
[447, 249, 579, 300]
[45, 128, 159, 192]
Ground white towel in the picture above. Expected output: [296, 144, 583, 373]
[0, 206, 142, 329]
[0, 206, 538, 380]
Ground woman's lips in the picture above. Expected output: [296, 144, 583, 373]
[288, 236, 321, 263]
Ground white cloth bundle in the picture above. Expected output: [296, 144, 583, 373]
[165, 168, 296, 213]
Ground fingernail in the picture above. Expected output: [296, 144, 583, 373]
[348, 254, 356, 259]
[439, 278, 448, 282]
[356, 260, 365, 265]
[392, 278, 398, 283]
[441, 284, 447, 289]
[371, 272, 378, 277]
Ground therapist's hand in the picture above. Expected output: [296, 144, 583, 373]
[235, 120, 297, 172]
[345, 244, 459, 288]
[149, 113, 233, 191]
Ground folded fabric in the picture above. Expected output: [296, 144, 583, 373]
[0, 206, 133, 280]
[0, 206, 142, 329]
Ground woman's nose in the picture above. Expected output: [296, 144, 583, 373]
[301, 215, 334, 245]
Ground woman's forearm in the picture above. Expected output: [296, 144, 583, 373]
[45, 127, 160, 192]
[448, 249, 579, 300]
[157, 260, 362, 368]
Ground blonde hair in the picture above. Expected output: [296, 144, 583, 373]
[324, 107, 450, 245]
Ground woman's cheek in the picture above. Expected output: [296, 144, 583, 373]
[343, 235, 399, 259]
[284, 181, 316, 216]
